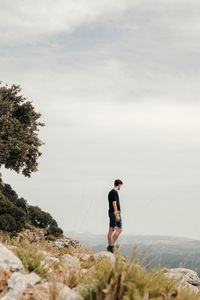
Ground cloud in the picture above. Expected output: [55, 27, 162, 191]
[0, 0, 136, 45]
[1, 0, 200, 238]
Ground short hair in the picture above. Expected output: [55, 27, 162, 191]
[114, 179, 123, 186]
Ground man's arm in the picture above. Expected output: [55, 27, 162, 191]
[112, 201, 120, 220]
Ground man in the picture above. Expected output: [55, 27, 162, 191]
[107, 179, 123, 253]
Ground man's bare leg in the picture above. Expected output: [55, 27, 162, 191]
[112, 227, 122, 245]
[107, 227, 115, 246]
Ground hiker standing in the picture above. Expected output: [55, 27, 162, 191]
[107, 179, 123, 253]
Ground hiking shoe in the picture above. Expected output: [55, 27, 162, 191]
[106, 245, 114, 253]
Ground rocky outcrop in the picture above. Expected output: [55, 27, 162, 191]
[94, 251, 116, 263]
[164, 268, 200, 293]
[61, 254, 80, 266]
[18, 282, 83, 300]
[0, 243, 24, 273]
[1, 272, 40, 300]
[54, 238, 79, 249]
[38, 250, 60, 263]
[0, 239, 199, 299]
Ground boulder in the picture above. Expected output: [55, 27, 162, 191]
[18, 282, 83, 300]
[38, 250, 60, 263]
[49, 282, 83, 300]
[164, 268, 200, 286]
[164, 268, 200, 294]
[55, 240, 70, 249]
[61, 254, 79, 266]
[93, 251, 116, 263]
[54, 238, 80, 249]
[74, 253, 90, 262]
[1, 272, 40, 300]
[0, 243, 24, 273]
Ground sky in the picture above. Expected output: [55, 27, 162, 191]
[1, 0, 200, 239]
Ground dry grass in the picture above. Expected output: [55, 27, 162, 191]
[78, 251, 200, 300]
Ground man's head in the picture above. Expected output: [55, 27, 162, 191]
[114, 179, 123, 190]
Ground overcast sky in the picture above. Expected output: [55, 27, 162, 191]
[1, 0, 200, 240]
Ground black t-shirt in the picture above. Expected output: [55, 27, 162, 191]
[108, 188, 121, 212]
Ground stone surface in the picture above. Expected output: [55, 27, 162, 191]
[165, 268, 200, 286]
[55, 240, 70, 249]
[50, 282, 83, 300]
[54, 238, 79, 249]
[93, 251, 116, 263]
[74, 253, 90, 261]
[18, 282, 83, 300]
[164, 268, 200, 294]
[39, 250, 60, 263]
[61, 254, 80, 266]
[1, 272, 40, 300]
[0, 243, 24, 273]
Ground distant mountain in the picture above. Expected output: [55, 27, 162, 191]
[66, 231, 200, 276]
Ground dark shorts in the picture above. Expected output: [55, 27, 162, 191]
[108, 210, 122, 229]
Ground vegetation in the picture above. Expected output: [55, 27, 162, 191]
[0, 82, 63, 237]
[78, 251, 200, 300]
[28, 205, 63, 237]
[0, 229, 199, 300]
[0, 82, 45, 177]
[14, 248, 49, 278]
[0, 174, 63, 237]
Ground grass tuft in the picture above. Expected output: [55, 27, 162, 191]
[13, 248, 49, 279]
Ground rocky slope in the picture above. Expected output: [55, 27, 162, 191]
[0, 228, 199, 299]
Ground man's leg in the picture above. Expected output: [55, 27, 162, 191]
[107, 227, 115, 246]
[112, 227, 122, 245]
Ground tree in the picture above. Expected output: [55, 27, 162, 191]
[28, 205, 63, 236]
[0, 83, 45, 177]
[0, 191, 27, 233]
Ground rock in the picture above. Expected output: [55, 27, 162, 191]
[38, 250, 60, 263]
[61, 254, 79, 266]
[1, 272, 40, 300]
[0, 269, 11, 297]
[164, 268, 200, 286]
[164, 268, 200, 294]
[55, 240, 70, 249]
[74, 253, 90, 261]
[49, 282, 83, 300]
[19, 282, 83, 300]
[0, 243, 24, 273]
[93, 251, 116, 263]
[54, 237, 80, 249]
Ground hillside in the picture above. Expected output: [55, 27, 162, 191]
[0, 229, 199, 299]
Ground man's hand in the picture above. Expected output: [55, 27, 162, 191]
[114, 211, 120, 222]
[113, 201, 120, 222]
[116, 215, 120, 222]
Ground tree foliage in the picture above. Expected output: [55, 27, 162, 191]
[0, 83, 45, 177]
[0, 83, 63, 237]
[28, 205, 63, 237]
[0, 191, 27, 232]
